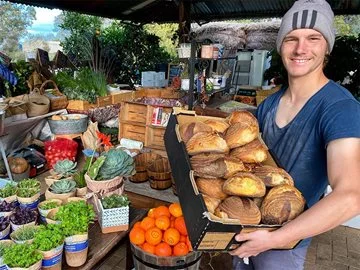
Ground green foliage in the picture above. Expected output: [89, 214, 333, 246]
[18, 178, 40, 189]
[10, 225, 41, 241]
[0, 2, 36, 58]
[73, 171, 86, 188]
[97, 149, 136, 180]
[87, 156, 106, 180]
[0, 240, 13, 257]
[40, 201, 60, 210]
[55, 200, 95, 236]
[49, 179, 77, 194]
[16, 188, 39, 198]
[3, 243, 42, 268]
[54, 159, 77, 177]
[0, 183, 17, 198]
[32, 224, 64, 251]
[101, 194, 130, 209]
[4, 60, 34, 97]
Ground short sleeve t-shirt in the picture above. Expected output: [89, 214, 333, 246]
[256, 80, 360, 207]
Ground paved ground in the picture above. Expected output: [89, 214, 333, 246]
[94, 224, 360, 270]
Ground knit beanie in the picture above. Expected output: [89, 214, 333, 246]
[276, 0, 335, 53]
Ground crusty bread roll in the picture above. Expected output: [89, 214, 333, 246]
[227, 110, 258, 126]
[223, 172, 266, 198]
[214, 196, 261, 225]
[202, 194, 222, 214]
[253, 165, 294, 187]
[225, 122, 259, 149]
[204, 119, 230, 134]
[186, 132, 229, 155]
[261, 184, 305, 225]
[223, 157, 246, 178]
[179, 122, 213, 143]
[230, 139, 268, 163]
[196, 178, 228, 200]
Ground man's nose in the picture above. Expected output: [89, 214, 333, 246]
[294, 39, 308, 54]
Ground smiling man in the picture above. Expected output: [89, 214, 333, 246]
[230, 0, 360, 269]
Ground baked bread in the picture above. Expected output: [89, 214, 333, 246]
[204, 119, 230, 134]
[196, 178, 228, 200]
[225, 122, 259, 149]
[179, 121, 212, 143]
[230, 139, 268, 163]
[202, 194, 222, 214]
[253, 165, 294, 187]
[223, 172, 266, 197]
[261, 184, 305, 225]
[223, 157, 246, 178]
[214, 196, 261, 225]
[186, 132, 229, 155]
[227, 110, 258, 126]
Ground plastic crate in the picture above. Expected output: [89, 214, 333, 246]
[97, 199, 129, 234]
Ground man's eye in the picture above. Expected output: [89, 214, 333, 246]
[284, 38, 296, 42]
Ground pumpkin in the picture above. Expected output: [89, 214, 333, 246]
[7, 157, 29, 174]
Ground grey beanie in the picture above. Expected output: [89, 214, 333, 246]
[276, 0, 335, 53]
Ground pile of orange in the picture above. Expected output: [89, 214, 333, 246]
[130, 203, 192, 257]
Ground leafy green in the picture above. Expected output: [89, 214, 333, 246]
[0, 241, 13, 257]
[55, 201, 95, 236]
[0, 183, 17, 198]
[101, 194, 130, 209]
[32, 224, 64, 251]
[10, 225, 41, 241]
[39, 201, 59, 210]
[18, 178, 40, 189]
[3, 243, 42, 268]
[16, 187, 40, 198]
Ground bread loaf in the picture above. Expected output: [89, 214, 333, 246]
[225, 122, 259, 149]
[223, 172, 266, 197]
[261, 184, 305, 225]
[204, 119, 230, 134]
[202, 194, 222, 214]
[227, 110, 258, 126]
[253, 165, 294, 187]
[215, 196, 261, 225]
[230, 139, 268, 163]
[196, 178, 228, 200]
[179, 121, 212, 143]
[186, 132, 229, 155]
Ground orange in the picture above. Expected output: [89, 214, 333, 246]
[173, 242, 189, 256]
[148, 208, 156, 218]
[145, 227, 163, 246]
[133, 221, 142, 229]
[129, 227, 145, 245]
[163, 228, 180, 246]
[140, 217, 155, 231]
[180, 235, 187, 243]
[169, 203, 183, 218]
[153, 205, 171, 219]
[155, 242, 172, 257]
[142, 242, 156, 255]
[174, 216, 188, 236]
[155, 215, 170, 230]
[186, 236, 193, 251]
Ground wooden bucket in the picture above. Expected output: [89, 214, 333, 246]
[131, 243, 202, 270]
[130, 152, 162, 183]
[147, 157, 172, 190]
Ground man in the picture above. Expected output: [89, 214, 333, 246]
[230, 0, 360, 269]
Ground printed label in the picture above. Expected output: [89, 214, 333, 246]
[19, 199, 39, 210]
[42, 252, 62, 267]
[0, 264, 9, 270]
[65, 240, 88, 252]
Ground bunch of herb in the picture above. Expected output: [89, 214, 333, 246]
[101, 194, 130, 209]
[0, 241, 13, 257]
[10, 208, 37, 225]
[32, 224, 64, 251]
[0, 183, 17, 198]
[18, 178, 40, 189]
[10, 225, 41, 241]
[39, 201, 59, 210]
[3, 243, 42, 268]
[16, 187, 40, 198]
[55, 200, 95, 236]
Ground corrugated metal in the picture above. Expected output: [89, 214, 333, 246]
[4, 0, 360, 23]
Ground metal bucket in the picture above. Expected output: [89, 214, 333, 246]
[48, 114, 88, 134]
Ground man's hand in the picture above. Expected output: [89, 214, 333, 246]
[229, 230, 281, 258]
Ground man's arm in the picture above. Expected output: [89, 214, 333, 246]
[230, 137, 360, 258]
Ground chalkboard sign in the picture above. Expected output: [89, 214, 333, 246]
[36, 48, 50, 67]
[53, 50, 76, 69]
[168, 63, 182, 86]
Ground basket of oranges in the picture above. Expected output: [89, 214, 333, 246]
[129, 203, 202, 269]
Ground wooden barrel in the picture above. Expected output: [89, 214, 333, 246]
[131, 243, 202, 270]
[147, 157, 172, 190]
[130, 153, 162, 183]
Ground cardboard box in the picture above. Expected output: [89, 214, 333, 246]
[164, 109, 300, 251]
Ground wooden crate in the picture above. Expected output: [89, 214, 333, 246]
[97, 95, 112, 107]
[146, 106, 173, 125]
[67, 100, 97, 110]
[119, 122, 146, 142]
[145, 126, 166, 150]
[111, 92, 134, 104]
[119, 102, 147, 124]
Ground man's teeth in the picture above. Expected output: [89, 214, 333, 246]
[293, 59, 308, 63]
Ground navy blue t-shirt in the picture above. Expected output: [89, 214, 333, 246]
[256, 80, 360, 208]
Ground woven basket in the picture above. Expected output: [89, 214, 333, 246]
[7, 99, 28, 116]
[40, 80, 68, 111]
[14, 89, 50, 117]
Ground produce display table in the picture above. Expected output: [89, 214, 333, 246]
[63, 207, 147, 270]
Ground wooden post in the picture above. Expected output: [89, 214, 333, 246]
[178, 0, 191, 43]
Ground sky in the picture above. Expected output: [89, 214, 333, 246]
[27, 7, 61, 35]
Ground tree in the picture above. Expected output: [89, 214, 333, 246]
[0, 2, 36, 58]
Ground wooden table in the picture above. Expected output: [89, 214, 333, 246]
[63, 207, 147, 270]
